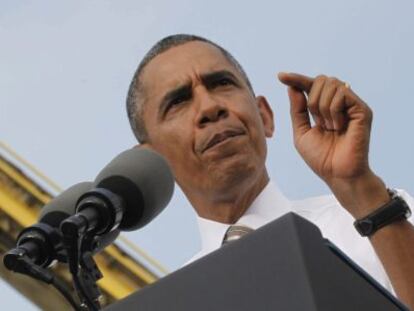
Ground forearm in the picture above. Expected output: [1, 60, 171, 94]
[328, 172, 414, 308]
[370, 219, 414, 309]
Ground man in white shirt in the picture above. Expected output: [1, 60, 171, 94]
[125, 34, 414, 308]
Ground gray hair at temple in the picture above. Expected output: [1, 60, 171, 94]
[126, 34, 255, 143]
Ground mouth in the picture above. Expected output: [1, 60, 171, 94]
[202, 129, 245, 153]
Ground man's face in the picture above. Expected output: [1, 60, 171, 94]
[139, 41, 274, 199]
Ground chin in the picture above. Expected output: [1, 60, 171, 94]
[208, 154, 260, 191]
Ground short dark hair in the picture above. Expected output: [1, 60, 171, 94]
[126, 34, 254, 143]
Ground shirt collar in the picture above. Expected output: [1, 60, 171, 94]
[196, 181, 292, 255]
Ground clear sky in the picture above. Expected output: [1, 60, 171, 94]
[1, 0, 413, 309]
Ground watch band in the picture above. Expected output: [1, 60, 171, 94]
[354, 189, 412, 237]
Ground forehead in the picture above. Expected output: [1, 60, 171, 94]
[140, 41, 239, 97]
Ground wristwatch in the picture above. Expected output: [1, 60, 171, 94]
[354, 189, 412, 237]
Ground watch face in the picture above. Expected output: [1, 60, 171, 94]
[358, 219, 374, 236]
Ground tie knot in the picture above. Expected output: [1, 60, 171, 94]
[222, 224, 254, 246]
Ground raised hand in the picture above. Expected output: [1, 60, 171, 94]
[278, 73, 414, 308]
[278, 72, 389, 218]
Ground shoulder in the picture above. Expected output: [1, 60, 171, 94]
[291, 193, 393, 289]
[290, 193, 364, 256]
[290, 193, 344, 224]
[290, 193, 359, 244]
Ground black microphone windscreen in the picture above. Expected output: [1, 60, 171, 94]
[93, 147, 174, 231]
[39, 182, 93, 227]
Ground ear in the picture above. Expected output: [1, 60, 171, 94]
[256, 96, 275, 138]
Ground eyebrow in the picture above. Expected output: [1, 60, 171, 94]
[157, 69, 241, 119]
[200, 70, 240, 88]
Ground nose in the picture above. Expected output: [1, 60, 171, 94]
[196, 92, 229, 128]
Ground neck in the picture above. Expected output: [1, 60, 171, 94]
[187, 170, 270, 224]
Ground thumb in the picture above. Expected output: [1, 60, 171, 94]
[287, 86, 311, 137]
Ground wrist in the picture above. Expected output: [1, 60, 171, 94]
[354, 189, 412, 237]
[328, 171, 390, 219]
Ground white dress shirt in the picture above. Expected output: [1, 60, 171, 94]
[188, 181, 414, 292]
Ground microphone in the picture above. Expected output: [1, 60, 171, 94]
[57, 148, 174, 311]
[3, 182, 92, 271]
[3, 182, 120, 272]
[39, 182, 93, 227]
[61, 147, 175, 237]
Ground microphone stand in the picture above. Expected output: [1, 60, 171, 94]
[60, 187, 126, 310]
[62, 217, 103, 311]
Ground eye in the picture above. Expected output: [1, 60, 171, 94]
[166, 94, 190, 113]
[169, 96, 186, 107]
[212, 77, 234, 88]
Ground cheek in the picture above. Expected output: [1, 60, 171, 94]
[150, 122, 200, 176]
[143, 108, 197, 174]
[236, 101, 266, 139]
[236, 104, 267, 158]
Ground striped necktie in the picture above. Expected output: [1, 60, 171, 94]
[222, 224, 254, 246]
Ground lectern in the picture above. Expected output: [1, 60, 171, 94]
[105, 213, 408, 310]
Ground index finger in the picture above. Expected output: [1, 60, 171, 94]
[277, 72, 314, 94]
